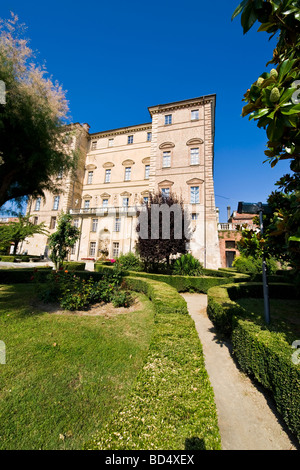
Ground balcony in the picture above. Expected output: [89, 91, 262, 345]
[69, 206, 138, 217]
[218, 223, 234, 231]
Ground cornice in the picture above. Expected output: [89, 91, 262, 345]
[148, 95, 216, 115]
[89, 123, 152, 140]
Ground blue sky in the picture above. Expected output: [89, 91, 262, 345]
[0, 0, 291, 222]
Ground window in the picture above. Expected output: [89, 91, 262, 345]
[145, 165, 150, 179]
[191, 109, 199, 120]
[165, 114, 172, 125]
[50, 216, 56, 229]
[123, 197, 129, 207]
[147, 132, 152, 142]
[128, 135, 133, 144]
[87, 171, 93, 184]
[191, 213, 199, 220]
[108, 138, 114, 147]
[73, 219, 79, 228]
[71, 244, 76, 255]
[89, 242, 96, 257]
[91, 219, 98, 232]
[53, 196, 60, 210]
[102, 198, 108, 208]
[33, 216, 38, 225]
[225, 240, 236, 249]
[190, 148, 199, 165]
[105, 169, 111, 183]
[190, 186, 200, 204]
[112, 242, 119, 258]
[114, 217, 121, 232]
[91, 141, 97, 150]
[35, 197, 41, 211]
[161, 188, 170, 199]
[162, 151, 171, 168]
[84, 199, 90, 209]
[124, 167, 131, 181]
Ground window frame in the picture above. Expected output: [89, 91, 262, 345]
[105, 168, 111, 183]
[190, 147, 200, 165]
[144, 164, 150, 179]
[190, 186, 200, 204]
[35, 197, 41, 211]
[53, 196, 60, 211]
[191, 109, 199, 121]
[89, 242, 96, 257]
[127, 135, 133, 145]
[114, 217, 121, 232]
[87, 170, 93, 184]
[91, 218, 98, 232]
[164, 114, 172, 125]
[162, 151, 171, 168]
[124, 166, 131, 181]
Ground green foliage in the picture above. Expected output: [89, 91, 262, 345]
[0, 14, 76, 207]
[37, 264, 128, 311]
[49, 212, 80, 270]
[111, 289, 133, 308]
[62, 261, 86, 271]
[207, 280, 300, 442]
[232, 0, 300, 208]
[232, 255, 278, 276]
[232, 320, 300, 443]
[114, 252, 144, 271]
[172, 253, 204, 276]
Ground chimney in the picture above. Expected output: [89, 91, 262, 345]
[227, 206, 231, 222]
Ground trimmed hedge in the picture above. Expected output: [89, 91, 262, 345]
[0, 267, 53, 284]
[207, 281, 300, 443]
[0, 256, 15, 262]
[95, 264, 250, 293]
[62, 261, 86, 271]
[85, 276, 221, 450]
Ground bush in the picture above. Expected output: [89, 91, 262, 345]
[114, 252, 144, 272]
[207, 281, 300, 443]
[172, 253, 204, 276]
[111, 289, 133, 308]
[232, 255, 278, 277]
[0, 255, 15, 262]
[62, 261, 86, 271]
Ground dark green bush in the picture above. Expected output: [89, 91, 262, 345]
[114, 252, 144, 272]
[0, 255, 15, 262]
[232, 320, 300, 443]
[63, 261, 86, 271]
[232, 255, 278, 277]
[0, 267, 53, 284]
[207, 281, 300, 443]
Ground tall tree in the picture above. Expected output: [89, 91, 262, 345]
[232, 0, 300, 179]
[0, 13, 76, 209]
[49, 212, 80, 270]
[232, 0, 300, 271]
[135, 191, 191, 271]
[0, 214, 48, 255]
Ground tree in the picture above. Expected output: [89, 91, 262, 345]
[135, 191, 191, 272]
[232, 0, 300, 178]
[232, 0, 300, 271]
[49, 212, 80, 270]
[0, 214, 48, 255]
[0, 13, 76, 209]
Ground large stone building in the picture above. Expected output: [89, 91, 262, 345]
[25, 95, 221, 269]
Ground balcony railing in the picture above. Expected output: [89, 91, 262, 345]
[69, 206, 138, 217]
[218, 223, 234, 231]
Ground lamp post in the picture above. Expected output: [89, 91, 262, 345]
[237, 201, 271, 325]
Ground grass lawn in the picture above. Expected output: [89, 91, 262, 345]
[0, 284, 154, 450]
[236, 297, 300, 341]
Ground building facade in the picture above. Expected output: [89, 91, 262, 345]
[218, 206, 256, 267]
[26, 95, 221, 269]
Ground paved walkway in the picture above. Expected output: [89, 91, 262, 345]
[181, 293, 298, 451]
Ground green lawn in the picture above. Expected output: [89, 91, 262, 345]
[237, 297, 300, 341]
[0, 284, 154, 450]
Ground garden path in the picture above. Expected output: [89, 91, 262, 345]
[181, 293, 298, 451]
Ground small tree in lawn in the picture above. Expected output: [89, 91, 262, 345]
[135, 191, 191, 272]
[0, 214, 48, 255]
[49, 212, 80, 270]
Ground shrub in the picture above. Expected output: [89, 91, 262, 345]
[62, 261, 86, 271]
[111, 289, 133, 308]
[172, 253, 204, 276]
[232, 255, 278, 277]
[114, 252, 144, 272]
[0, 255, 15, 262]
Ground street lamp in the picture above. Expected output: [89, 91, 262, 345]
[237, 201, 272, 325]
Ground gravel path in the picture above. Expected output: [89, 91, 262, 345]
[181, 292, 298, 451]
